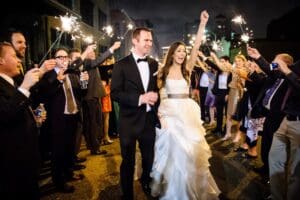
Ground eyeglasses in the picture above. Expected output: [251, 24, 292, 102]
[55, 56, 69, 60]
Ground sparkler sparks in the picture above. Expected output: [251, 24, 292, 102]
[39, 13, 81, 66]
[241, 33, 250, 43]
[117, 23, 136, 40]
[202, 31, 223, 52]
[59, 14, 80, 33]
[232, 15, 246, 25]
[102, 25, 114, 37]
[231, 14, 254, 44]
[211, 40, 223, 51]
[82, 35, 94, 44]
[127, 23, 134, 30]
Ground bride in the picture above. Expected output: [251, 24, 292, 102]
[150, 10, 220, 200]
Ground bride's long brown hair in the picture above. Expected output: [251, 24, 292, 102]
[158, 41, 190, 89]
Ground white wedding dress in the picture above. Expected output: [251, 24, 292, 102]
[150, 78, 220, 200]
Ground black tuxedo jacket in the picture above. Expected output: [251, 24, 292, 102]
[236, 71, 267, 119]
[205, 59, 232, 95]
[63, 50, 112, 100]
[37, 70, 85, 130]
[83, 50, 112, 99]
[0, 76, 40, 194]
[251, 57, 289, 116]
[111, 54, 159, 135]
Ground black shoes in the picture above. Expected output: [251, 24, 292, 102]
[140, 181, 151, 196]
[91, 149, 107, 155]
[56, 182, 75, 193]
[142, 184, 151, 196]
[120, 194, 134, 200]
[74, 156, 87, 163]
[73, 163, 86, 170]
[66, 173, 85, 181]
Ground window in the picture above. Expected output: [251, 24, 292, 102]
[57, 0, 72, 9]
[98, 9, 107, 29]
[50, 28, 73, 52]
[80, 0, 94, 26]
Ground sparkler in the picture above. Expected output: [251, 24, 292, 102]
[241, 33, 250, 43]
[200, 30, 223, 53]
[82, 35, 94, 44]
[232, 15, 246, 33]
[60, 14, 80, 33]
[121, 9, 135, 25]
[211, 40, 223, 51]
[231, 15, 254, 44]
[118, 9, 136, 40]
[39, 13, 80, 66]
[116, 23, 135, 40]
[102, 25, 114, 38]
[38, 31, 64, 66]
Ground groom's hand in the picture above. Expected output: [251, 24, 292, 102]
[148, 91, 158, 105]
[140, 91, 158, 105]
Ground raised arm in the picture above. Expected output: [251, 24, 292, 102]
[81, 41, 121, 70]
[247, 46, 272, 75]
[186, 10, 209, 72]
[195, 56, 208, 72]
[276, 59, 300, 91]
[209, 52, 230, 71]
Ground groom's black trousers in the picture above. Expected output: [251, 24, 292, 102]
[119, 112, 156, 199]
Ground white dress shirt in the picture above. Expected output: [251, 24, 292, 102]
[218, 72, 229, 89]
[132, 52, 151, 111]
[199, 72, 209, 87]
[54, 67, 79, 114]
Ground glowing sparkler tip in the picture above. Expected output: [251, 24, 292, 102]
[83, 35, 94, 44]
[59, 14, 79, 33]
[232, 15, 245, 25]
[241, 33, 250, 43]
[127, 23, 134, 30]
[103, 25, 113, 35]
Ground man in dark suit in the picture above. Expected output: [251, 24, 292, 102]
[111, 27, 159, 200]
[80, 42, 121, 155]
[0, 42, 42, 199]
[247, 50, 293, 178]
[200, 54, 232, 135]
[0, 28, 31, 85]
[38, 47, 89, 193]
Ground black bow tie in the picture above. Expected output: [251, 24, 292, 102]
[137, 58, 147, 63]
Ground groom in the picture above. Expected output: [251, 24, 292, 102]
[111, 27, 159, 199]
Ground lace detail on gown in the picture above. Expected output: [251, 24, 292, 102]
[150, 79, 220, 200]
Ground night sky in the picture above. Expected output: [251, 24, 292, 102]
[117, 0, 299, 46]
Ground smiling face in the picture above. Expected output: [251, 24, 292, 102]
[0, 43, 22, 77]
[11, 32, 26, 59]
[172, 44, 187, 65]
[132, 30, 153, 56]
[234, 55, 247, 70]
[55, 49, 69, 70]
[234, 57, 245, 69]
